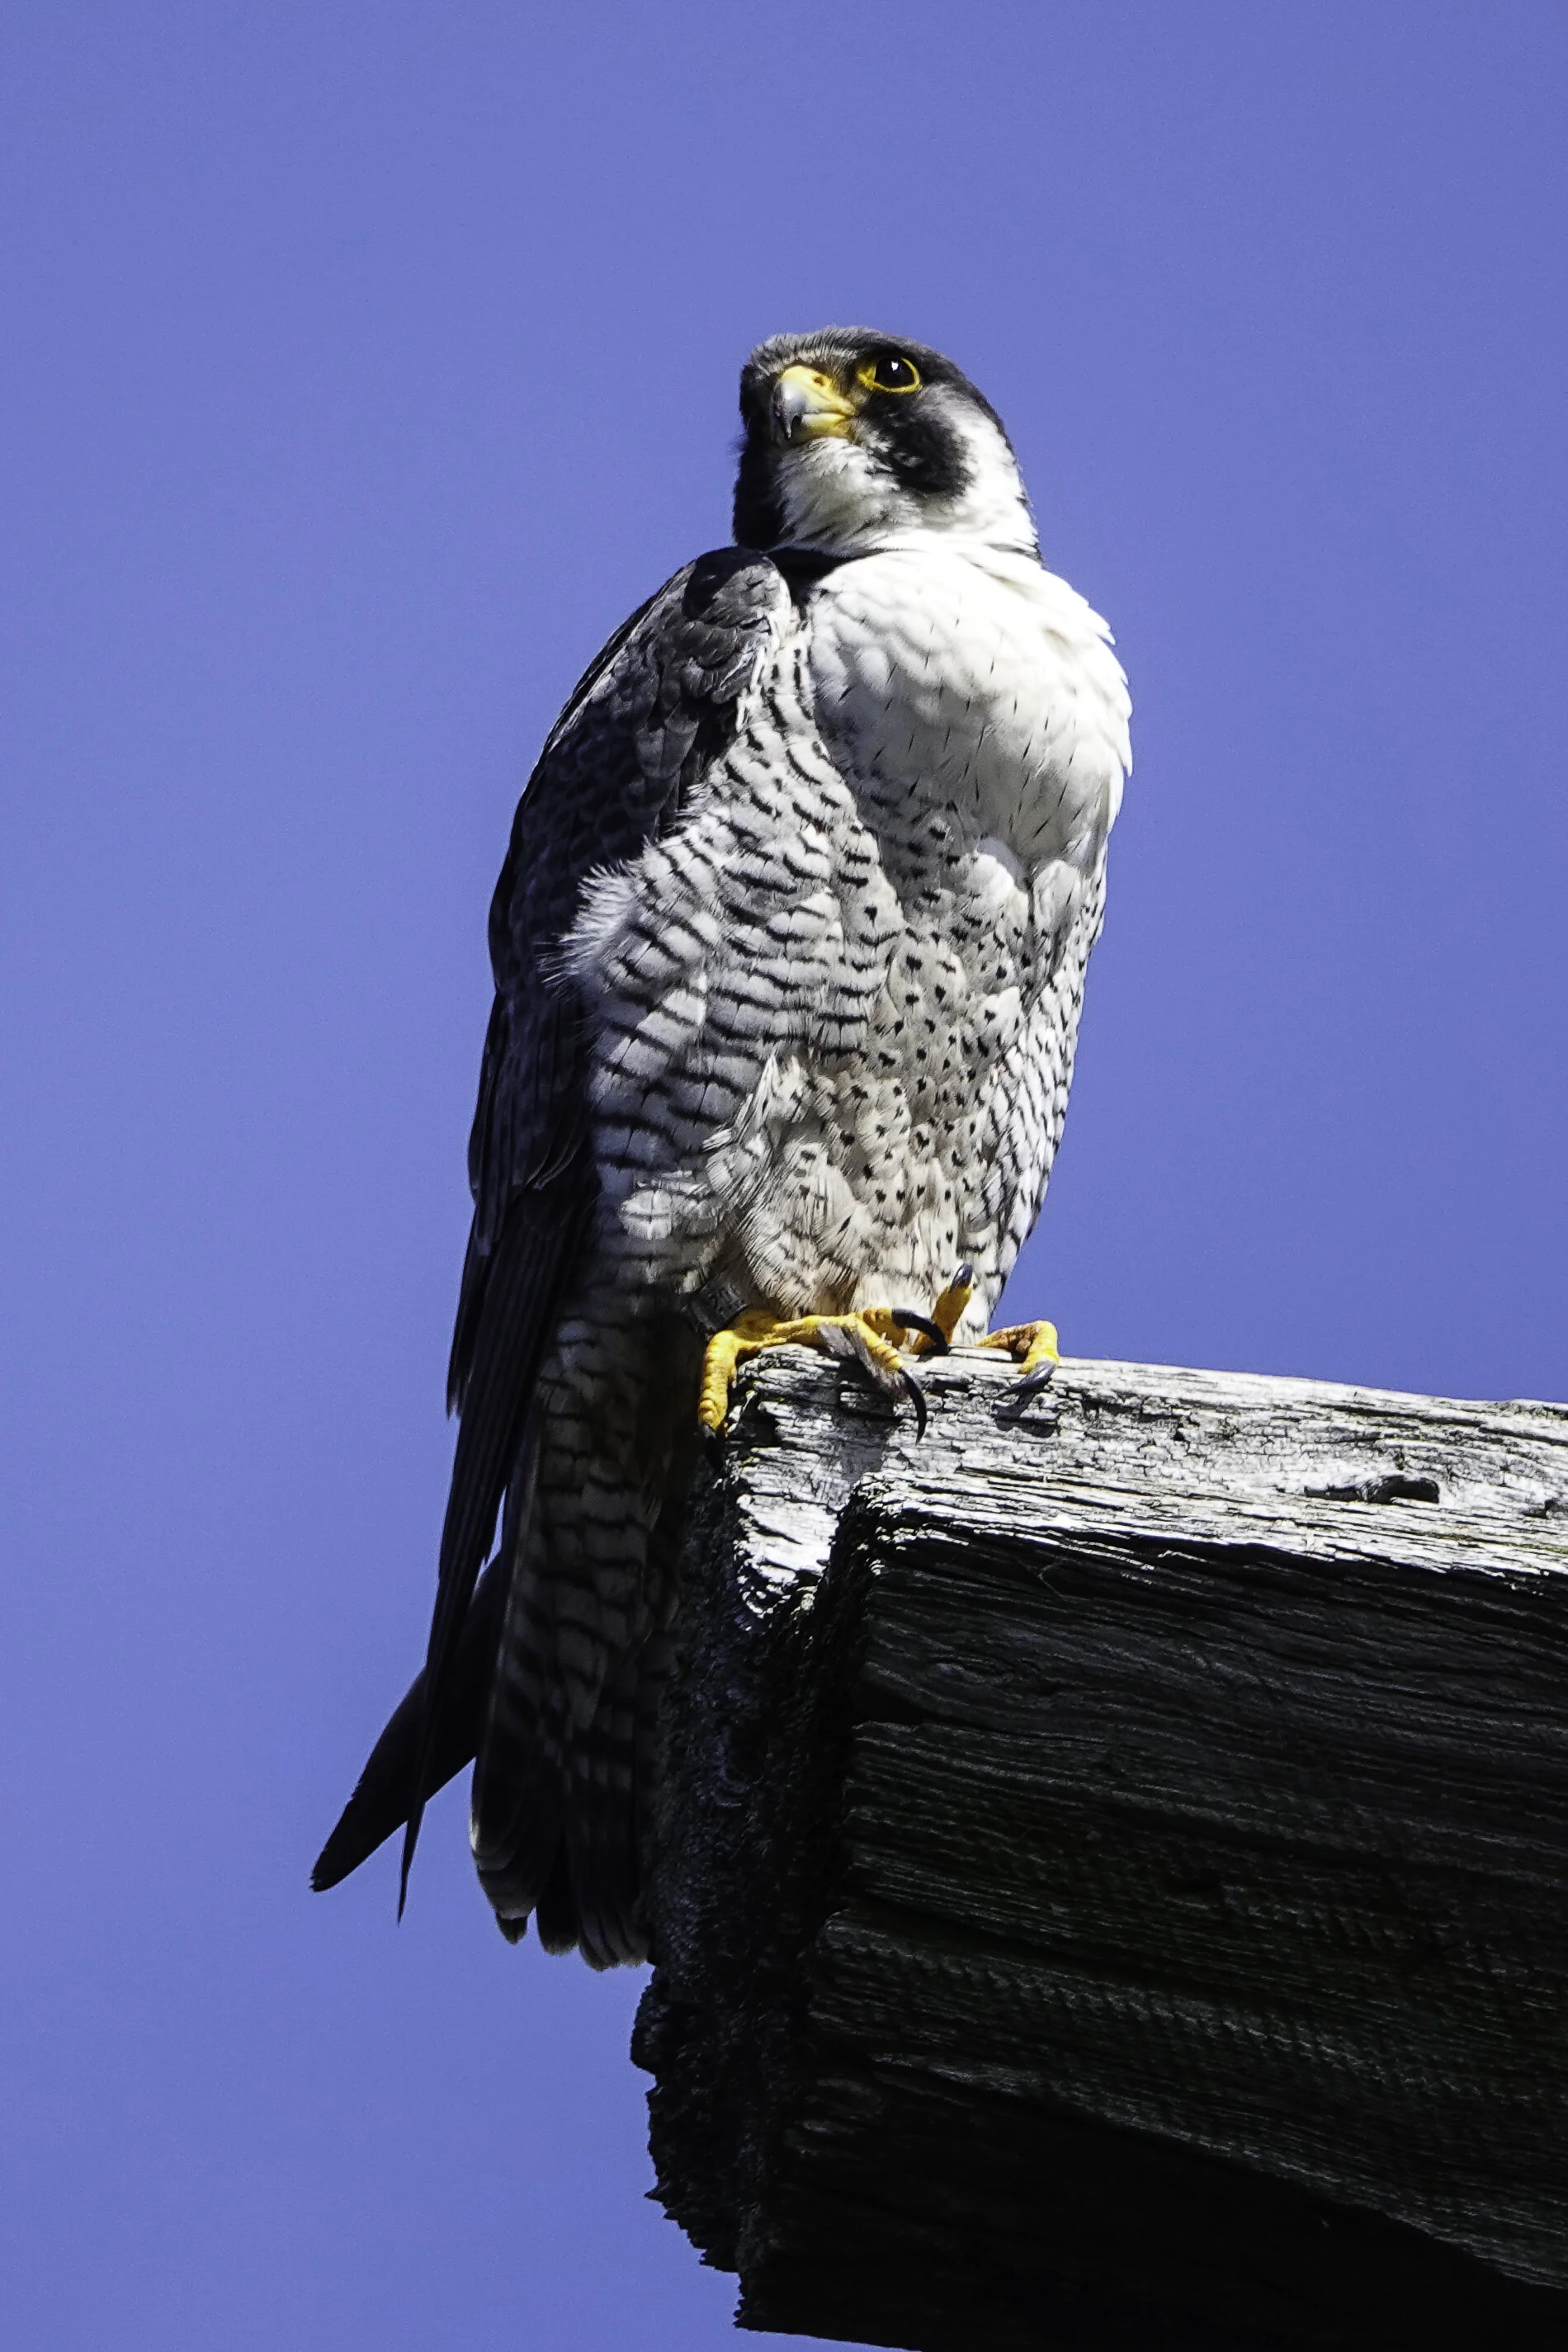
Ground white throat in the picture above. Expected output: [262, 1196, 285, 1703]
[774, 398, 1038, 560]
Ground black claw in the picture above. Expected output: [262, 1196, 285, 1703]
[889, 1309, 949, 1356]
[897, 1367, 929, 1439]
[994, 1361, 1059, 1420]
[952, 1262, 975, 1289]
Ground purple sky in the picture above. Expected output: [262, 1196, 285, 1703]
[3, 7, 1565, 2347]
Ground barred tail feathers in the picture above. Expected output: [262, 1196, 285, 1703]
[471, 1305, 699, 1967]
[471, 1569, 648, 1969]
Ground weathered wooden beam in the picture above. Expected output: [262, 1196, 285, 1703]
[634, 1350, 1568, 2352]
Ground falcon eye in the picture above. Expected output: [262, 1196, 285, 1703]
[857, 354, 922, 395]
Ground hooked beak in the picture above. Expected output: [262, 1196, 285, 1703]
[770, 364, 858, 446]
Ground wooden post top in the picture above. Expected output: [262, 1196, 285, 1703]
[637, 1350, 1568, 2352]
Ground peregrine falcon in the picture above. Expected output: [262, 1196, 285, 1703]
[313, 329, 1131, 1967]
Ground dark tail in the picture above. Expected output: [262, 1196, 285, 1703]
[310, 1556, 507, 1892]
[474, 1652, 649, 1971]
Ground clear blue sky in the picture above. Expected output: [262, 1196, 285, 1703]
[2, 7, 1564, 2348]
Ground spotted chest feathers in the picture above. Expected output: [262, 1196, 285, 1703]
[561, 543, 1130, 1334]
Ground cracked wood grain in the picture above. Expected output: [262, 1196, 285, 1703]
[635, 1351, 1568, 2352]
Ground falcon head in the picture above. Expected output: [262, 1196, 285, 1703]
[734, 328, 1036, 559]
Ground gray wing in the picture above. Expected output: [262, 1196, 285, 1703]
[312, 547, 793, 1899]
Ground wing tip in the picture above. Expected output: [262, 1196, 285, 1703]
[309, 1798, 385, 1894]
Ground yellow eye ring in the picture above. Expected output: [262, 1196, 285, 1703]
[857, 354, 922, 395]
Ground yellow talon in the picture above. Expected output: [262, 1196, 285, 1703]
[698, 1307, 920, 1433]
[917, 1265, 976, 1353]
[977, 1320, 1060, 1381]
[696, 1281, 1060, 1436]
[696, 1321, 756, 1432]
[904, 1261, 1058, 1383]
[697, 1307, 782, 1432]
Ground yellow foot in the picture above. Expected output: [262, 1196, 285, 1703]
[977, 1318, 1060, 1398]
[906, 1263, 1060, 1396]
[698, 1305, 943, 1438]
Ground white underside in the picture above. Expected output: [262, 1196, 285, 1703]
[564, 531, 1132, 1336]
